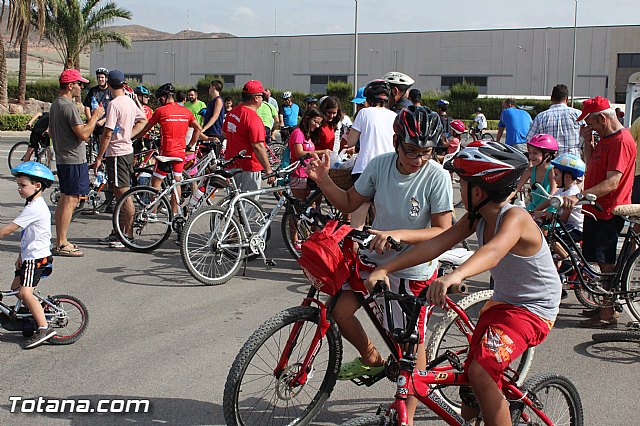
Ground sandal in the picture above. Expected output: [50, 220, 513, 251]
[338, 357, 385, 381]
[53, 243, 84, 257]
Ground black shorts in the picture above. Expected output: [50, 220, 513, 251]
[15, 256, 53, 288]
[105, 154, 134, 188]
[57, 163, 89, 196]
[29, 132, 50, 149]
[582, 216, 624, 264]
[632, 175, 640, 204]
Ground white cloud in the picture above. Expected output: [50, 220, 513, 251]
[232, 6, 258, 21]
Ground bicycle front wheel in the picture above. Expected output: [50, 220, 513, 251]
[223, 306, 342, 426]
[426, 290, 534, 412]
[44, 294, 89, 345]
[510, 373, 583, 426]
[269, 142, 286, 167]
[112, 186, 173, 252]
[592, 330, 640, 343]
[622, 248, 640, 322]
[180, 206, 245, 285]
[8, 141, 30, 170]
[481, 132, 495, 141]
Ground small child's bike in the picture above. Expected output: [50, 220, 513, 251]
[0, 289, 88, 344]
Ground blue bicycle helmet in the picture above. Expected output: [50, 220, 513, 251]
[551, 153, 585, 178]
[134, 85, 151, 96]
[436, 99, 450, 108]
[11, 161, 55, 189]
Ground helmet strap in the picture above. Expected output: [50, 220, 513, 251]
[466, 183, 491, 229]
[25, 185, 43, 206]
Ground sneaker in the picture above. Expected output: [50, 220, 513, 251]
[293, 242, 302, 252]
[99, 234, 118, 245]
[24, 327, 57, 349]
[109, 236, 132, 248]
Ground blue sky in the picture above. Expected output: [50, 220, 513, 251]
[114, 0, 638, 36]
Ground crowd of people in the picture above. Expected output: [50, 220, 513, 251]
[4, 64, 640, 425]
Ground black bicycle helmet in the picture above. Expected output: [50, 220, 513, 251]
[304, 95, 318, 103]
[394, 105, 443, 149]
[364, 79, 391, 103]
[155, 83, 175, 98]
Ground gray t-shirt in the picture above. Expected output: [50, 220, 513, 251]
[354, 152, 453, 279]
[49, 96, 86, 165]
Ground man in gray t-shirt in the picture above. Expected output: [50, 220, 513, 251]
[48, 69, 103, 257]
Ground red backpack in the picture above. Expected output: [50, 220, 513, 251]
[297, 220, 355, 296]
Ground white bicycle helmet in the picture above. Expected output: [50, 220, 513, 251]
[281, 91, 292, 100]
[382, 71, 415, 87]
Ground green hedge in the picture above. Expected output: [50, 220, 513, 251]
[0, 114, 31, 130]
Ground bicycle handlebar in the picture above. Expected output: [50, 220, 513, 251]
[217, 149, 250, 168]
[532, 182, 603, 212]
[262, 153, 313, 180]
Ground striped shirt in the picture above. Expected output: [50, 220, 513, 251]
[526, 103, 582, 156]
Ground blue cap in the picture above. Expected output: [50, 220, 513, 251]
[351, 86, 366, 104]
[108, 70, 126, 86]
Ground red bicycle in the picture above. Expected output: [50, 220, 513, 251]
[222, 213, 534, 425]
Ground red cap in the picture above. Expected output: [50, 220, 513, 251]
[242, 80, 265, 95]
[59, 69, 89, 84]
[576, 96, 611, 121]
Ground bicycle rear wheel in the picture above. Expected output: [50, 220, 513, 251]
[8, 141, 30, 170]
[223, 306, 342, 426]
[180, 206, 245, 285]
[510, 373, 583, 426]
[220, 198, 271, 261]
[112, 186, 173, 252]
[426, 290, 534, 412]
[622, 248, 640, 322]
[44, 294, 89, 345]
[592, 330, 640, 343]
[269, 142, 286, 167]
[481, 132, 495, 141]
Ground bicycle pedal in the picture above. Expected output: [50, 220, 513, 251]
[444, 350, 464, 371]
[265, 258, 276, 268]
[350, 371, 386, 387]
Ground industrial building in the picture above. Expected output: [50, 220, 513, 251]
[92, 24, 640, 101]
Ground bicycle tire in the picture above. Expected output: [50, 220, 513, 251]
[223, 306, 342, 426]
[36, 146, 54, 169]
[481, 132, 495, 141]
[269, 142, 286, 167]
[592, 330, 640, 343]
[340, 416, 386, 426]
[220, 198, 271, 261]
[510, 373, 583, 426]
[426, 290, 534, 412]
[180, 206, 245, 285]
[573, 280, 607, 309]
[112, 186, 173, 252]
[621, 248, 640, 323]
[8, 141, 30, 170]
[44, 294, 89, 345]
[460, 132, 472, 147]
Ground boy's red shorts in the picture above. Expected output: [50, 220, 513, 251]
[464, 303, 551, 387]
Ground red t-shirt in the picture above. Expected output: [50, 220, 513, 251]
[142, 105, 153, 120]
[316, 124, 335, 151]
[222, 104, 266, 171]
[583, 128, 637, 220]
[148, 102, 195, 156]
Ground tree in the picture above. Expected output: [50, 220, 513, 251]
[42, 0, 131, 69]
[3, 0, 50, 103]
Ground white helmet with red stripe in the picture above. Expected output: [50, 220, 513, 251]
[444, 140, 528, 194]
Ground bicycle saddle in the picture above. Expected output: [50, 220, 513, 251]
[612, 204, 640, 218]
[215, 168, 243, 179]
[155, 155, 184, 164]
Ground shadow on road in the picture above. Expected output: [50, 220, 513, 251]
[573, 338, 640, 364]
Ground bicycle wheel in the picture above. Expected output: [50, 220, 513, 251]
[572, 280, 607, 309]
[223, 306, 342, 426]
[180, 206, 245, 285]
[592, 330, 640, 343]
[622, 248, 640, 322]
[36, 147, 55, 170]
[112, 186, 173, 252]
[460, 131, 472, 146]
[220, 198, 271, 260]
[510, 373, 583, 426]
[44, 295, 89, 345]
[481, 132, 495, 141]
[341, 416, 385, 426]
[8, 141, 30, 170]
[426, 290, 534, 412]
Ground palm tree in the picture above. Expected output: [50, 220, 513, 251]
[4, 0, 50, 103]
[43, 0, 131, 69]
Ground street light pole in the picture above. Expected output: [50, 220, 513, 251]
[353, 0, 359, 115]
[570, 0, 578, 107]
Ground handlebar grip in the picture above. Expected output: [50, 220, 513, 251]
[372, 281, 386, 295]
[593, 203, 604, 212]
[386, 236, 403, 252]
[447, 283, 468, 294]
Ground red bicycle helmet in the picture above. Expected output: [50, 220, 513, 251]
[450, 119, 465, 135]
[444, 140, 528, 193]
[394, 105, 443, 148]
[527, 133, 558, 153]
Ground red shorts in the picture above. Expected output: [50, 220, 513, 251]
[153, 151, 185, 178]
[464, 303, 550, 387]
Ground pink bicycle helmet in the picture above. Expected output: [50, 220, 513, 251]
[450, 119, 465, 135]
[527, 133, 558, 153]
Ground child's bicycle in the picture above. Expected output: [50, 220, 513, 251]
[0, 286, 88, 345]
[340, 283, 583, 426]
[222, 211, 534, 425]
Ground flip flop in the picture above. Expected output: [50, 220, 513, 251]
[338, 357, 385, 381]
[53, 243, 84, 257]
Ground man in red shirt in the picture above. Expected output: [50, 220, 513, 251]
[566, 96, 636, 327]
[222, 80, 274, 192]
[133, 83, 201, 212]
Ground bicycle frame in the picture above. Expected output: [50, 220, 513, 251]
[0, 290, 62, 321]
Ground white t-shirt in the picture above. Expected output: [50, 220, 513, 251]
[351, 107, 397, 174]
[473, 113, 487, 130]
[13, 197, 52, 260]
[554, 184, 583, 232]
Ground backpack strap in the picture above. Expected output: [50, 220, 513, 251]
[325, 220, 353, 242]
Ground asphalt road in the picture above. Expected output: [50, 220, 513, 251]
[0, 133, 638, 425]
